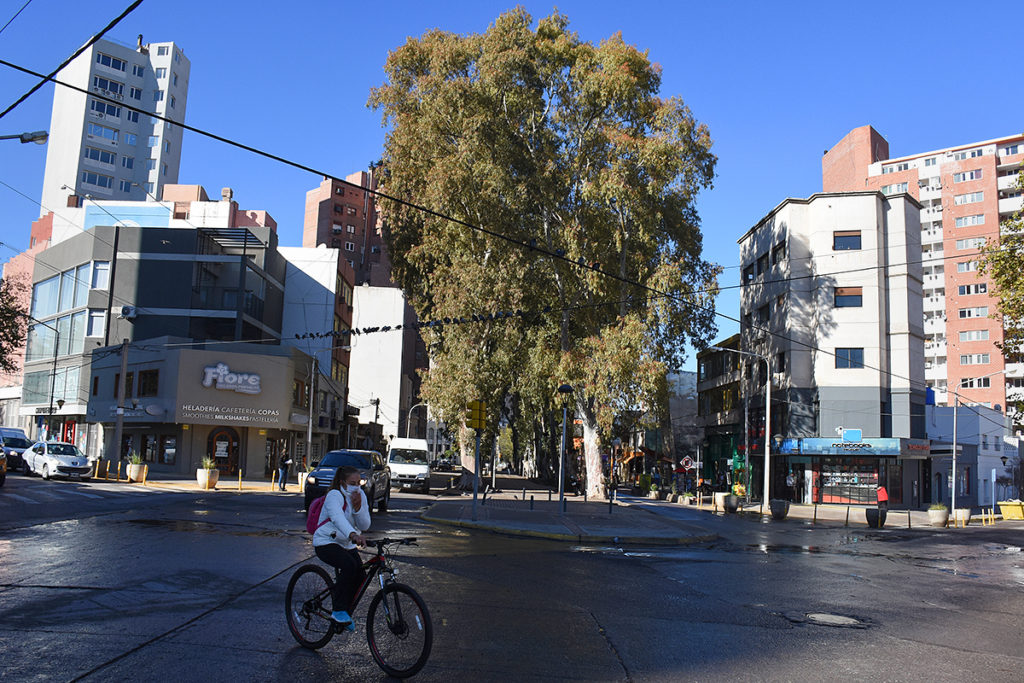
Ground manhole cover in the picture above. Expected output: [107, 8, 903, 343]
[805, 613, 862, 627]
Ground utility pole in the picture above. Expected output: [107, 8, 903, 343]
[103, 224, 121, 347]
[743, 362, 750, 504]
[112, 339, 129, 467]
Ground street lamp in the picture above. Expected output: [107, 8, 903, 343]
[950, 368, 1005, 516]
[0, 130, 47, 144]
[557, 383, 574, 506]
[406, 402, 426, 439]
[708, 345, 772, 510]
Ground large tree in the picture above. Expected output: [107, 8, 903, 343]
[0, 275, 29, 376]
[369, 9, 719, 496]
[979, 168, 1024, 425]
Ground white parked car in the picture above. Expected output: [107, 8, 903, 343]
[25, 441, 93, 481]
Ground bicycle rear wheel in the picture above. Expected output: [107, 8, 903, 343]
[285, 564, 336, 649]
[366, 583, 433, 678]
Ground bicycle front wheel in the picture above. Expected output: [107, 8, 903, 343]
[366, 582, 433, 678]
[285, 564, 336, 649]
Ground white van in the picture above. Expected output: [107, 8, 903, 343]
[387, 437, 431, 494]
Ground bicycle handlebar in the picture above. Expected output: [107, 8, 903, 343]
[370, 537, 417, 548]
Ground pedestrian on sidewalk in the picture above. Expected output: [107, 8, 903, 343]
[278, 448, 293, 491]
[877, 484, 889, 511]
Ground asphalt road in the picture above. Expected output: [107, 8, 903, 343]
[1, 474, 1022, 681]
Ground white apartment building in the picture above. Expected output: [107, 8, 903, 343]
[40, 37, 190, 213]
[736, 191, 930, 507]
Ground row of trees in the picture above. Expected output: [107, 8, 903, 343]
[368, 9, 719, 497]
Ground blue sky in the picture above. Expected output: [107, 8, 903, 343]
[1, 1, 1021, 369]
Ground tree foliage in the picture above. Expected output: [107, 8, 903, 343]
[0, 275, 29, 376]
[979, 167, 1024, 424]
[369, 9, 719, 495]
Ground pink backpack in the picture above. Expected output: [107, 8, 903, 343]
[306, 493, 346, 534]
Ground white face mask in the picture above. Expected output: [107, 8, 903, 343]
[345, 484, 361, 495]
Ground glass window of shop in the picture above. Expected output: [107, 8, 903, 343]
[816, 457, 881, 504]
[160, 436, 176, 465]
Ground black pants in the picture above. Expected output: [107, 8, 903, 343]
[314, 544, 366, 612]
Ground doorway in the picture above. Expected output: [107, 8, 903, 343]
[207, 427, 240, 475]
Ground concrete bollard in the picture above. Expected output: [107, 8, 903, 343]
[845, 506, 850, 527]
[522, 486, 526, 501]
[238, 470, 242, 491]
[142, 464, 149, 486]
[270, 471, 277, 491]
[117, 461, 122, 482]
[548, 490, 552, 502]
[907, 509, 912, 529]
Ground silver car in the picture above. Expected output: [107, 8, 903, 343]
[25, 441, 93, 481]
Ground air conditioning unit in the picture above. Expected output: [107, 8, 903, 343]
[118, 305, 137, 320]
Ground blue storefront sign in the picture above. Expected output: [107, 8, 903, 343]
[798, 438, 901, 456]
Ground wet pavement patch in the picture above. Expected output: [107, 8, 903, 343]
[122, 519, 292, 537]
[783, 611, 871, 629]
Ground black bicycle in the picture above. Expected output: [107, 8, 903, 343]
[285, 537, 433, 678]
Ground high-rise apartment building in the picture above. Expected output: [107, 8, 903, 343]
[40, 36, 190, 214]
[823, 126, 1024, 417]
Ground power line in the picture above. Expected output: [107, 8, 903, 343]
[0, 0, 144, 120]
[0, 0, 34, 37]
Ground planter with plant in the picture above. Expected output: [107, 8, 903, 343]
[927, 503, 949, 528]
[681, 491, 696, 505]
[669, 482, 679, 503]
[197, 456, 219, 490]
[126, 452, 145, 482]
[649, 483, 660, 500]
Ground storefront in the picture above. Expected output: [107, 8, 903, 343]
[88, 341, 341, 478]
[778, 436, 930, 507]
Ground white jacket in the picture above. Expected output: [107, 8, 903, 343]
[313, 487, 371, 549]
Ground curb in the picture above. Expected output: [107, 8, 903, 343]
[419, 512, 717, 546]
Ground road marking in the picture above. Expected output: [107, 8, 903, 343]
[0, 493, 38, 504]
[61, 490, 103, 499]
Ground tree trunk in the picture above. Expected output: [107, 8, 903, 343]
[579, 401, 606, 500]
[457, 424, 479, 490]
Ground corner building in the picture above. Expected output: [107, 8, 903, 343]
[823, 126, 1024, 419]
[737, 191, 929, 507]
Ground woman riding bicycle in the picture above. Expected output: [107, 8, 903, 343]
[313, 465, 371, 629]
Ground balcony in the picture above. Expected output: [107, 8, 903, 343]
[924, 317, 946, 334]
[999, 196, 1023, 215]
[923, 296, 945, 313]
[921, 228, 943, 245]
[921, 248, 945, 262]
[998, 173, 1021, 191]
[925, 363, 948, 381]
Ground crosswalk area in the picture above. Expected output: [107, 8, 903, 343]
[0, 478, 169, 507]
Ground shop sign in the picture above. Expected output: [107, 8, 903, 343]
[202, 363, 262, 395]
[179, 403, 282, 427]
[799, 438, 901, 456]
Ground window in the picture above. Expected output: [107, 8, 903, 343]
[957, 261, 978, 273]
[119, 179, 132, 192]
[756, 304, 769, 324]
[157, 46, 169, 56]
[114, 372, 134, 398]
[137, 369, 159, 397]
[834, 286, 863, 307]
[953, 149, 983, 160]
[881, 182, 908, 195]
[162, 163, 168, 176]
[955, 214, 984, 228]
[92, 261, 110, 289]
[87, 123, 118, 142]
[90, 99, 121, 117]
[960, 354, 990, 365]
[173, 72, 179, 85]
[1003, 144, 1020, 156]
[153, 90, 164, 102]
[125, 133, 137, 146]
[84, 147, 115, 165]
[146, 159, 157, 171]
[924, 157, 937, 167]
[960, 377, 991, 389]
[174, 52, 180, 63]
[144, 182, 154, 193]
[164, 141, 170, 153]
[954, 191, 984, 205]
[156, 67, 167, 78]
[882, 162, 909, 174]
[87, 310, 105, 337]
[121, 156, 134, 169]
[92, 75, 123, 95]
[959, 330, 989, 342]
[756, 253, 769, 275]
[742, 264, 755, 285]
[771, 241, 786, 265]
[347, 225, 356, 234]
[160, 436, 176, 465]
[132, 64, 144, 77]
[776, 352, 786, 373]
[957, 283, 987, 295]
[147, 135, 159, 147]
[955, 238, 986, 251]
[170, 95, 176, 109]
[333, 203, 344, 214]
[347, 207, 357, 215]
[833, 230, 862, 250]
[81, 170, 113, 189]
[345, 241, 355, 251]
[835, 348, 865, 369]
[292, 380, 307, 407]
[982, 435, 988, 450]
[953, 169, 983, 183]
[95, 53, 127, 71]
[958, 306, 988, 319]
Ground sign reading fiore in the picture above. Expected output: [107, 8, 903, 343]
[202, 363, 261, 395]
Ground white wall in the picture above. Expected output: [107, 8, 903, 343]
[279, 246, 339, 360]
[348, 286, 407, 438]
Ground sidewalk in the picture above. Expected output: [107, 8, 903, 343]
[420, 491, 716, 545]
[92, 469, 299, 494]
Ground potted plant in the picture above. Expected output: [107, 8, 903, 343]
[668, 482, 680, 503]
[197, 456, 219, 490]
[648, 483, 660, 500]
[769, 498, 790, 520]
[927, 503, 949, 528]
[126, 452, 145, 482]
[953, 508, 972, 526]
[681, 491, 696, 505]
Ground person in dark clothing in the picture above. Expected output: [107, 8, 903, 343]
[278, 449, 293, 491]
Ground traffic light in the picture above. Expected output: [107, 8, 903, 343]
[465, 400, 486, 430]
